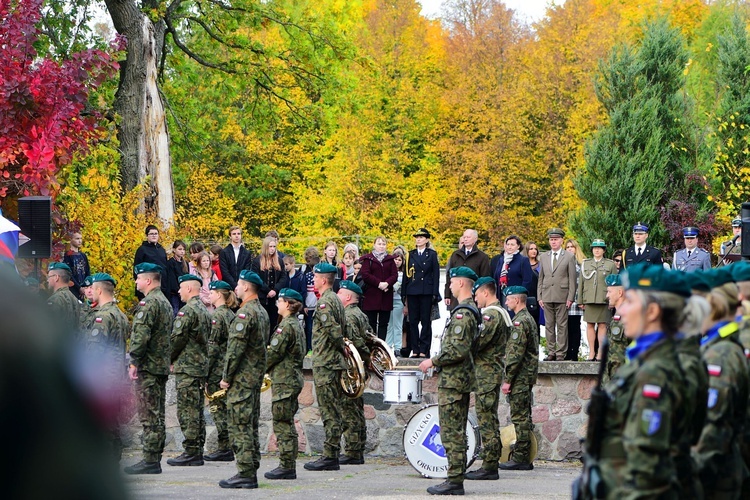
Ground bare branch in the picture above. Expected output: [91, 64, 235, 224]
[165, 17, 238, 74]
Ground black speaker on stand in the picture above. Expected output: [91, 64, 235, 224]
[17, 196, 52, 259]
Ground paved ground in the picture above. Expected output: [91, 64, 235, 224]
[122, 452, 580, 499]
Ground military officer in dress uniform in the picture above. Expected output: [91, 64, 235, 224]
[622, 222, 663, 268]
[672, 227, 711, 272]
[46, 262, 81, 334]
[721, 217, 743, 263]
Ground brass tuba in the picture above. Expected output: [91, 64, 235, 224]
[203, 387, 227, 413]
[366, 333, 398, 379]
[341, 338, 366, 398]
[260, 374, 272, 392]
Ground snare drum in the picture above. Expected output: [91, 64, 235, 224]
[402, 405, 480, 478]
[383, 370, 423, 404]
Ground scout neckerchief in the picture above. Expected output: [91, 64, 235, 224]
[626, 331, 666, 362]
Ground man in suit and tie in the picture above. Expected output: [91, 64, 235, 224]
[537, 228, 576, 361]
[622, 222, 663, 268]
[672, 226, 711, 272]
[219, 226, 253, 290]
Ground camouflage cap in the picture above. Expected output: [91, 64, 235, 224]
[449, 266, 478, 281]
[48, 262, 72, 273]
[278, 288, 304, 302]
[622, 263, 690, 297]
[90, 273, 116, 286]
[503, 285, 528, 297]
[238, 270, 263, 286]
[178, 273, 203, 286]
[338, 279, 363, 295]
[472, 276, 495, 294]
[134, 262, 163, 275]
[209, 280, 232, 291]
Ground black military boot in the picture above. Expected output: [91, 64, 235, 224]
[203, 449, 235, 462]
[124, 459, 162, 475]
[219, 473, 258, 489]
[338, 454, 365, 465]
[166, 452, 204, 466]
[498, 460, 533, 471]
[303, 456, 340, 471]
[264, 466, 297, 479]
[426, 481, 465, 495]
[465, 467, 499, 480]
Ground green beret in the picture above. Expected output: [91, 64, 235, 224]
[731, 261, 750, 283]
[209, 280, 232, 291]
[449, 266, 478, 281]
[178, 273, 203, 285]
[339, 279, 363, 295]
[702, 267, 735, 289]
[90, 273, 116, 286]
[238, 270, 263, 286]
[546, 228, 565, 238]
[682, 271, 711, 293]
[472, 276, 495, 294]
[48, 262, 72, 273]
[413, 227, 431, 238]
[25, 277, 39, 286]
[134, 262, 163, 275]
[313, 262, 338, 274]
[503, 286, 528, 297]
[82, 275, 93, 287]
[622, 263, 690, 297]
[590, 239, 606, 248]
[278, 288, 304, 302]
[605, 274, 622, 287]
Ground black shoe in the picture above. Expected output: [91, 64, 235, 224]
[264, 466, 297, 480]
[303, 456, 340, 471]
[124, 459, 162, 475]
[203, 449, 235, 462]
[219, 473, 258, 489]
[499, 460, 533, 471]
[427, 481, 465, 495]
[166, 452, 204, 466]
[338, 455, 365, 465]
[465, 468, 499, 480]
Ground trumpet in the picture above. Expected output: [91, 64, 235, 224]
[341, 338, 366, 399]
[203, 387, 227, 413]
[366, 334, 398, 379]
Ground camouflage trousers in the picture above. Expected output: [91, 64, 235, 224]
[228, 389, 261, 477]
[341, 394, 365, 458]
[272, 396, 300, 469]
[314, 369, 344, 458]
[438, 388, 470, 484]
[175, 374, 206, 456]
[135, 372, 167, 462]
[508, 384, 533, 464]
[604, 339, 627, 385]
[207, 376, 230, 451]
[475, 385, 502, 469]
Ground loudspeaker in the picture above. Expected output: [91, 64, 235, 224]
[17, 196, 52, 258]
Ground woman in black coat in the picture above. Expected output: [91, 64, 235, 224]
[251, 236, 288, 333]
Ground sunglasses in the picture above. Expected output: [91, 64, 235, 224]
[614, 259, 622, 263]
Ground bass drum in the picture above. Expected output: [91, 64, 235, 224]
[402, 405, 480, 478]
[499, 424, 538, 463]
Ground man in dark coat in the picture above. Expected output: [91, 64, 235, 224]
[444, 229, 491, 310]
[621, 222, 663, 268]
[219, 225, 253, 290]
[133, 225, 169, 299]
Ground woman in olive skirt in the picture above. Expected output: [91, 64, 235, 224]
[578, 239, 617, 361]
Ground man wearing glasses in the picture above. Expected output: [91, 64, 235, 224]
[672, 226, 711, 272]
[134, 225, 169, 299]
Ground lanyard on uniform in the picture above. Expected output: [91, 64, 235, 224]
[626, 331, 666, 362]
[700, 320, 738, 346]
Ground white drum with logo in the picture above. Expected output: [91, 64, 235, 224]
[383, 370, 423, 404]
[402, 405, 480, 478]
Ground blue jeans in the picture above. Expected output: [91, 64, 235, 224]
[386, 298, 404, 350]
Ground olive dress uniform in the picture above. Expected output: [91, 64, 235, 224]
[578, 257, 616, 324]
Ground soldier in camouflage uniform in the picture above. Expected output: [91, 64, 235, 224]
[203, 280, 238, 462]
[731, 262, 750, 497]
[88, 273, 129, 460]
[500, 286, 538, 472]
[218, 270, 269, 489]
[419, 266, 478, 496]
[79, 275, 96, 330]
[46, 262, 81, 335]
[465, 276, 510, 480]
[167, 274, 211, 466]
[124, 262, 173, 475]
[693, 276, 749, 499]
[337, 280, 372, 465]
[603, 274, 627, 384]
[304, 263, 348, 472]
[264, 288, 306, 480]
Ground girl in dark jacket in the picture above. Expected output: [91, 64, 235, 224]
[252, 236, 289, 333]
[360, 236, 398, 340]
[166, 240, 189, 315]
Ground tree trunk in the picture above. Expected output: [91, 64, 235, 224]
[105, 0, 175, 223]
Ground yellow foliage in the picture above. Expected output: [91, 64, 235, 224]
[174, 166, 240, 241]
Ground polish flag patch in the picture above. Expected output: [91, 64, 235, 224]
[211, 320, 216, 325]
[642, 384, 662, 399]
[319, 303, 326, 309]
[745, 349, 750, 360]
[139, 301, 146, 306]
[238, 313, 247, 319]
[613, 315, 620, 321]
[513, 321, 521, 326]
[276, 328, 282, 334]
[483, 315, 491, 321]
[177, 312, 185, 317]
[707, 364, 722, 377]
[455, 313, 463, 319]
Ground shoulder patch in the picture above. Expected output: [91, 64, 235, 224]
[238, 313, 247, 319]
[455, 313, 463, 319]
[483, 315, 491, 321]
[275, 328, 282, 334]
[95, 317, 103, 323]
[211, 319, 216, 324]
[613, 315, 620, 321]
[271, 337, 279, 346]
[642, 384, 662, 399]
[513, 321, 521, 326]
[319, 303, 326, 309]
[745, 349, 750, 360]
[707, 387, 719, 408]
[707, 364, 722, 377]
[641, 409, 662, 435]
[177, 311, 185, 317]
[139, 301, 146, 306]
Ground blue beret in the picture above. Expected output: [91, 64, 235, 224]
[278, 288, 304, 302]
[605, 274, 622, 287]
[682, 227, 699, 237]
[313, 262, 338, 274]
[472, 276, 495, 294]
[209, 280, 232, 291]
[134, 262, 163, 275]
[590, 239, 606, 248]
[178, 274, 203, 285]
[449, 266, 478, 281]
[622, 264, 690, 297]
[732, 217, 742, 227]
[632, 222, 649, 233]
[238, 270, 263, 286]
[90, 273, 116, 286]
[48, 262, 72, 273]
[503, 286, 528, 297]
[338, 279, 363, 295]
[731, 261, 750, 283]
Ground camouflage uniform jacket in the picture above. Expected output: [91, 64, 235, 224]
[474, 303, 510, 392]
[605, 311, 628, 384]
[129, 288, 173, 376]
[600, 337, 684, 498]
[79, 300, 97, 332]
[48, 286, 81, 333]
[432, 297, 476, 393]
[312, 288, 347, 374]
[223, 298, 269, 403]
[266, 314, 306, 402]
[675, 335, 707, 450]
[344, 303, 372, 368]
[87, 301, 129, 380]
[207, 304, 234, 384]
[504, 307, 538, 388]
[170, 295, 211, 378]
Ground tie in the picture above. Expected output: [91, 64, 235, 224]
[552, 252, 558, 269]
[687, 250, 692, 258]
[637, 248, 642, 257]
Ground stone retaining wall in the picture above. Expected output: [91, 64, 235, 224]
[122, 360, 597, 461]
